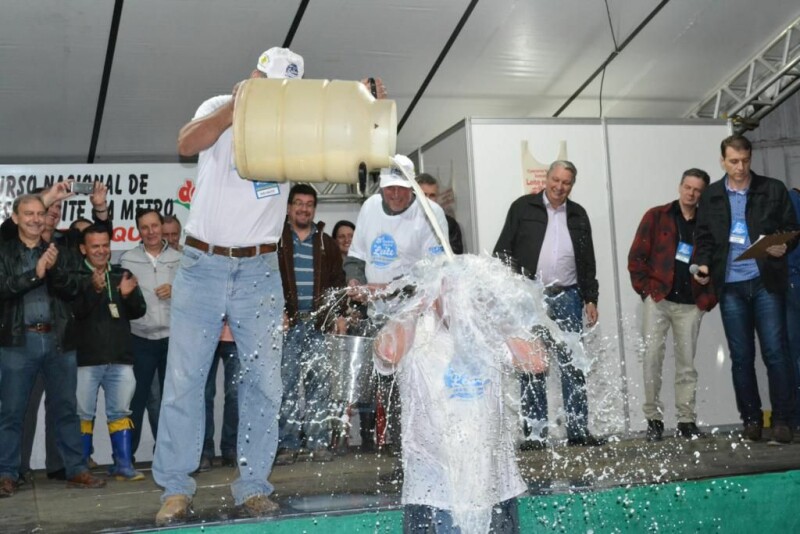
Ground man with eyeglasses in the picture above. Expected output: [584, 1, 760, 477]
[274, 184, 345, 465]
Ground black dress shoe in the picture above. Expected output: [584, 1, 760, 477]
[567, 434, 607, 447]
[46, 468, 66, 480]
[677, 422, 704, 439]
[646, 419, 664, 442]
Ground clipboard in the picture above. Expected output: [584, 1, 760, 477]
[734, 231, 800, 261]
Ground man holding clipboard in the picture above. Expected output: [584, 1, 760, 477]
[693, 135, 799, 445]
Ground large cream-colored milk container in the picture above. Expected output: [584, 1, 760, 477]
[233, 78, 396, 183]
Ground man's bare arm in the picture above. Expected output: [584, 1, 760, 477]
[177, 100, 235, 157]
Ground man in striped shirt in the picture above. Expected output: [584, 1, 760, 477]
[276, 184, 345, 464]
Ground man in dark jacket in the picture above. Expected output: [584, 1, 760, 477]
[5, 181, 112, 481]
[694, 135, 798, 444]
[628, 168, 715, 442]
[0, 194, 106, 498]
[276, 184, 345, 464]
[494, 160, 605, 448]
[74, 225, 147, 480]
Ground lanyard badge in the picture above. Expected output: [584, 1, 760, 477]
[675, 241, 693, 264]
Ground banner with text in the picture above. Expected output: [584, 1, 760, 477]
[0, 163, 197, 250]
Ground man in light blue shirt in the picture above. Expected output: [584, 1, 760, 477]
[694, 135, 799, 444]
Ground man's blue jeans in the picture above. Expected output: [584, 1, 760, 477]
[129, 335, 168, 456]
[278, 319, 331, 452]
[203, 341, 240, 460]
[20, 372, 63, 475]
[787, 276, 800, 428]
[720, 278, 794, 425]
[0, 332, 88, 481]
[152, 246, 284, 505]
[520, 287, 589, 441]
[76, 364, 136, 423]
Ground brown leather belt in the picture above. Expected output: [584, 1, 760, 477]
[26, 323, 53, 333]
[185, 236, 277, 258]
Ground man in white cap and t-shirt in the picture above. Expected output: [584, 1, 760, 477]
[344, 155, 450, 454]
[345, 155, 449, 287]
[153, 47, 304, 526]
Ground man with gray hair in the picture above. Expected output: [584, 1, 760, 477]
[494, 160, 605, 449]
[0, 194, 107, 497]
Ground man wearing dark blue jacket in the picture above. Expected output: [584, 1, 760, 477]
[0, 194, 106, 497]
[694, 135, 798, 444]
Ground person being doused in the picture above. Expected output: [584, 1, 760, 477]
[371, 254, 577, 534]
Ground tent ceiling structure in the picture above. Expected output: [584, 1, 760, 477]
[2, 0, 799, 164]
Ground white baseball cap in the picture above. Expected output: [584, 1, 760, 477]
[379, 155, 415, 188]
[256, 47, 304, 79]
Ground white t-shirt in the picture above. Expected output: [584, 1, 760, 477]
[348, 193, 449, 284]
[184, 95, 288, 247]
[375, 313, 527, 513]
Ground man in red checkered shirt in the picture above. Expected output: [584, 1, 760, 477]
[628, 168, 716, 442]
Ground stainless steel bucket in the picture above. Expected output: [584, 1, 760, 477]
[326, 334, 375, 404]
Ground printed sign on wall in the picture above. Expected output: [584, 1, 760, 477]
[0, 164, 196, 250]
[521, 140, 568, 194]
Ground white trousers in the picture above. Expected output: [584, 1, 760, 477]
[641, 296, 705, 422]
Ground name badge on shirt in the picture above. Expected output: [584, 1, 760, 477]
[675, 241, 693, 264]
[729, 220, 748, 245]
[253, 181, 280, 199]
[108, 303, 120, 319]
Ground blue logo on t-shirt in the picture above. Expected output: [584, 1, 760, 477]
[443, 364, 488, 400]
[370, 234, 398, 268]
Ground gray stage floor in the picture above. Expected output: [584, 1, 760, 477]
[2, 428, 799, 533]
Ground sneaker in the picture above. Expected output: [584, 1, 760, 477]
[567, 434, 607, 447]
[221, 455, 237, 467]
[646, 419, 664, 442]
[242, 494, 279, 517]
[66, 471, 106, 489]
[676, 422, 704, 439]
[274, 449, 298, 466]
[769, 424, 793, 445]
[155, 494, 192, 526]
[0, 477, 17, 498]
[741, 423, 762, 442]
[309, 448, 334, 462]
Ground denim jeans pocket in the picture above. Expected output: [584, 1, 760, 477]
[180, 246, 204, 269]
